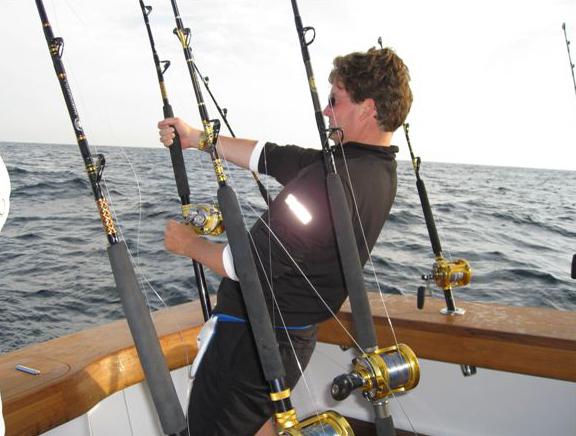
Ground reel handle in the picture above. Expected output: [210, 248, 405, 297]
[417, 286, 426, 309]
[331, 372, 364, 401]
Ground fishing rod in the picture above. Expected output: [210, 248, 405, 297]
[166, 1, 309, 433]
[290, 1, 420, 435]
[562, 23, 576, 98]
[563, 23, 576, 279]
[402, 124, 471, 315]
[139, 0, 214, 321]
[34, 2, 187, 435]
[191, 63, 272, 205]
[402, 124, 475, 378]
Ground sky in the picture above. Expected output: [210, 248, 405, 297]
[1, 0, 575, 171]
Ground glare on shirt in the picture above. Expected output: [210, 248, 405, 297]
[285, 193, 312, 225]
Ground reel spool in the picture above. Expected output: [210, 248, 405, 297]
[279, 410, 354, 435]
[183, 204, 224, 236]
[331, 344, 419, 403]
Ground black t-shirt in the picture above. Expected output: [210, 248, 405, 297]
[214, 141, 398, 326]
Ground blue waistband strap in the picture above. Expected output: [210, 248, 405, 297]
[214, 314, 246, 324]
[214, 313, 312, 330]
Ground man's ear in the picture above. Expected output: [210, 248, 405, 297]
[362, 98, 376, 118]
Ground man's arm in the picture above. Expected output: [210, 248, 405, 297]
[158, 117, 261, 170]
[164, 219, 235, 279]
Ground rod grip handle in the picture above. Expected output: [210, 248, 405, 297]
[108, 242, 186, 435]
[163, 104, 190, 200]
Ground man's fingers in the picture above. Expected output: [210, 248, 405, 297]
[159, 127, 176, 147]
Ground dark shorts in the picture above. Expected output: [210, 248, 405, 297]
[187, 320, 317, 436]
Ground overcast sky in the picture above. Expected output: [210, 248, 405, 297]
[1, 0, 575, 170]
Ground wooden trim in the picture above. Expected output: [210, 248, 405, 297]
[0, 296, 575, 435]
[0, 302, 205, 436]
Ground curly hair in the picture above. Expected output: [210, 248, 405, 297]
[329, 47, 412, 132]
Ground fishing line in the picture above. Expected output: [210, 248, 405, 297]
[250, 243, 325, 419]
[97, 165, 195, 365]
[214, 139, 364, 349]
[212, 138, 374, 420]
[327, 97, 402, 348]
[285, 21, 420, 431]
[197, 34, 419, 435]
[92, 141, 197, 408]
[56, 0, 197, 387]
[121, 389, 136, 436]
[61, 0, 86, 27]
[336, 144, 401, 346]
[163, 2, 420, 431]
[88, 105, 158, 308]
[311, 135, 419, 435]
[87, 409, 94, 436]
[212, 143, 345, 334]
[36, 2, 191, 432]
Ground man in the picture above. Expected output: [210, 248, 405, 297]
[158, 46, 412, 435]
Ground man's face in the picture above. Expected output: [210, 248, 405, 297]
[322, 81, 365, 143]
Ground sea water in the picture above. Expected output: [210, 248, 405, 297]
[0, 142, 574, 353]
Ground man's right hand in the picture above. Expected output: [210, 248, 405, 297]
[158, 117, 203, 150]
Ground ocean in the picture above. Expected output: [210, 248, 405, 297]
[0, 141, 574, 354]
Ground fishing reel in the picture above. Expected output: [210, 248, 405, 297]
[331, 343, 419, 403]
[198, 119, 221, 154]
[183, 203, 224, 236]
[278, 410, 354, 435]
[418, 256, 471, 315]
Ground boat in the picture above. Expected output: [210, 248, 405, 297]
[1, 291, 574, 436]
[2, 2, 574, 435]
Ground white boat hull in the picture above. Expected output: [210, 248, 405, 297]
[42, 342, 576, 436]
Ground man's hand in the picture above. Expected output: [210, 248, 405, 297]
[164, 219, 229, 278]
[158, 117, 203, 150]
[164, 219, 197, 257]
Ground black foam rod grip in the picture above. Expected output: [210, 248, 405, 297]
[572, 254, 576, 279]
[164, 103, 190, 201]
[217, 185, 285, 381]
[326, 173, 377, 351]
[416, 179, 442, 256]
[108, 242, 186, 435]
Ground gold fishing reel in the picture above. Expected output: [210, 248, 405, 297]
[331, 343, 419, 403]
[418, 255, 472, 315]
[431, 256, 471, 289]
[198, 119, 220, 153]
[279, 410, 354, 436]
[183, 203, 224, 236]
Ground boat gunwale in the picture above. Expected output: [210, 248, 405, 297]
[0, 295, 575, 435]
